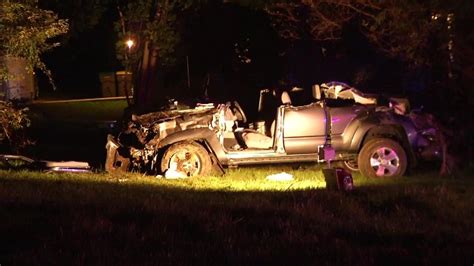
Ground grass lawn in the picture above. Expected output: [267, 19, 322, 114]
[23, 98, 129, 168]
[1, 164, 473, 265]
[28, 98, 129, 122]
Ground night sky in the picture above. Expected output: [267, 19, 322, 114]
[39, 3, 120, 98]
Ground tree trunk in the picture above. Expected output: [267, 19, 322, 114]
[133, 41, 165, 113]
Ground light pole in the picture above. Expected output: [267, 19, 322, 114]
[124, 37, 135, 106]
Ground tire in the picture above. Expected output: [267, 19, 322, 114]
[358, 138, 407, 178]
[160, 141, 213, 177]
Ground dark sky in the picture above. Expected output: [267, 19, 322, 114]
[39, 4, 120, 97]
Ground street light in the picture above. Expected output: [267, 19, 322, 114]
[124, 37, 136, 105]
[126, 39, 135, 51]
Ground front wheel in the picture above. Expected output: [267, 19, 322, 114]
[358, 138, 407, 178]
[160, 142, 213, 177]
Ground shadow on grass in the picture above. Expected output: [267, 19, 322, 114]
[1, 172, 474, 265]
[23, 98, 126, 170]
[23, 124, 112, 171]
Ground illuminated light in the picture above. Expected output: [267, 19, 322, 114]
[447, 13, 454, 22]
[431, 13, 441, 20]
[126, 39, 135, 49]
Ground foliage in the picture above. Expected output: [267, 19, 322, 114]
[38, 0, 109, 40]
[0, 0, 68, 88]
[113, 0, 208, 110]
[115, 0, 201, 67]
[264, 0, 468, 67]
[0, 101, 33, 152]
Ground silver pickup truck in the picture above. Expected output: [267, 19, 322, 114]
[105, 82, 442, 178]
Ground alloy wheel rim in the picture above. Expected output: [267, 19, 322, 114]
[369, 147, 400, 176]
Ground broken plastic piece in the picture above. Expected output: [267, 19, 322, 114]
[266, 172, 294, 181]
[164, 169, 188, 179]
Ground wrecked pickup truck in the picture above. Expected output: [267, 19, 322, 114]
[105, 82, 442, 178]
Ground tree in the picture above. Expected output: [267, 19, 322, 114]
[115, 0, 203, 113]
[265, 1, 440, 65]
[0, 0, 68, 89]
[0, 1, 67, 152]
[0, 101, 32, 153]
[38, 0, 109, 41]
[264, 1, 474, 89]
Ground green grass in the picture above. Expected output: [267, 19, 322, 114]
[28, 98, 128, 122]
[1, 165, 473, 265]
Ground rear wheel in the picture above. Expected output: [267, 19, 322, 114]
[160, 142, 213, 177]
[358, 138, 407, 178]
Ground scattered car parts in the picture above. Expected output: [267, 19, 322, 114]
[0, 154, 91, 173]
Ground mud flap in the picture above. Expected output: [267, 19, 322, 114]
[209, 151, 225, 176]
[203, 141, 225, 176]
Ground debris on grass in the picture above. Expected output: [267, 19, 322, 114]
[266, 172, 294, 181]
[164, 169, 188, 179]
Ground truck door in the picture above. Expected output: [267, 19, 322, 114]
[283, 103, 327, 154]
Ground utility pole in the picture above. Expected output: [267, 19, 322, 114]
[186, 55, 191, 90]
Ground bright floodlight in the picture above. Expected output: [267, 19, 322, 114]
[126, 39, 134, 49]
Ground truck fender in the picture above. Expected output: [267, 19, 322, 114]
[357, 124, 417, 169]
[157, 128, 228, 164]
[340, 115, 378, 151]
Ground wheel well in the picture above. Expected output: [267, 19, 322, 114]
[362, 125, 405, 146]
[158, 139, 208, 156]
[160, 139, 221, 161]
[158, 139, 224, 175]
[157, 127, 226, 164]
[361, 125, 417, 169]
